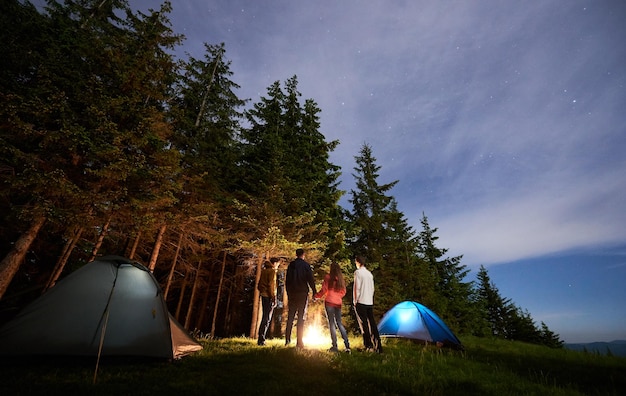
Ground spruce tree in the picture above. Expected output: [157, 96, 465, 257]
[476, 265, 563, 346]
[476, 265, 515, 337]
[237, 76, 341, 251]
[170, 43, 245, 200]
[347, 143, 420, 315]
[416, 214, 474, 333]
[539, 321, 564, 348]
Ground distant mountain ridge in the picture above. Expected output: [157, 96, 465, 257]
[565, 340, 626, 357]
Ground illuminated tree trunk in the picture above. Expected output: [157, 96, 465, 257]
[163, 232, 183, 300]
[184, 261, 202, 329]
[196, 275, 211, 332]
[148, 224, 167, 272]
[44, 226, 84, 291]
[88, 216, 111, 262]
[195, 258, 215, 331]
[210, 251, 228, 338]
[224, 263, 241, 335]
[0, 215, 46, 300]
[127, 231, 141, 260]
[249, 256, 265, 338]
[175, 267, 189, 321]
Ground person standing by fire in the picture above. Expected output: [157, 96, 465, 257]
[257, 257, 280, 346]
[314, 262, 351, 353]
[285, 248, 317, 349]
[353, 255, 383, 353]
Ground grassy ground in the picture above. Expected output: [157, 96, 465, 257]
[1, 335, 624, 395]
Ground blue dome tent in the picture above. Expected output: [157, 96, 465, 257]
[377, 301, 463, 349]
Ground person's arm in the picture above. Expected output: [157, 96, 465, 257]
[314, 275, 328, 299]
[285, 263, 293, 294]
[307, 266, 317, 295]
[353, 271, 359, 304]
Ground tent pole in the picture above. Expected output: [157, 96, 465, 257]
[93, 266, 119, 384]
[93, 309, 111, 384]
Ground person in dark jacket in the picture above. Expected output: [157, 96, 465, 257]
[285, 248, 317, 348]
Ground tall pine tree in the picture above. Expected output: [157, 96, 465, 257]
[347, 143, 420, 315]
[237, 76, 341, 252]
[170, 43, 245, 201]
[416, 214, 474, 333]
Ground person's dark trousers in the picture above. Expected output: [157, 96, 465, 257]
[285, 293, 308, 347]
[355, 302, 383, 353]
[258, 296, 274, 345]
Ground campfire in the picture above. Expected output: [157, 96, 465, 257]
[302, 303, 328, 348]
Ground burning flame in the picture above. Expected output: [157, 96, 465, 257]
[302, 303, 329, 348]
[303, 323, 328, 348]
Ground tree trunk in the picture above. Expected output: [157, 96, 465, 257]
[0, 215, 46, 300]
[210, 250, 228, 338]
[164, 231, 183, 300]
[196, 274, 212, 333]
[128, 231, 141, 260]
[44, 226, 83, 292]
[175, 267, 189, 321]
[88, 216, 111, 262]
[194, 48, 223, 127]
[224, 262, 238, 335]
[148, 224, 167, 272]
[184, 261, 202, 329]
[249, 255, 265, 338]
[195, 259, 216, 332]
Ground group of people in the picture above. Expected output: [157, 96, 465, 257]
[256, 248, 383, 354]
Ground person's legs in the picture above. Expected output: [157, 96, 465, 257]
[355, 303, 373, 349]
[325, 305, 338, 349]
[258, 296, 272, 345]
[285, 298, 296, 345]
[295, 295, 308, 348]
[335, 308, 350, 350]
[365, 306, 382, 353]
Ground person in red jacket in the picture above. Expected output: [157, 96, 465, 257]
[315, 262, 351, 353]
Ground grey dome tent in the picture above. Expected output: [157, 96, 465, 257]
[377, 301, 463, 349]
[0, 256, 202, 359]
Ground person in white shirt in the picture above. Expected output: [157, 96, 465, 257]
[352, 255, 382, 353]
